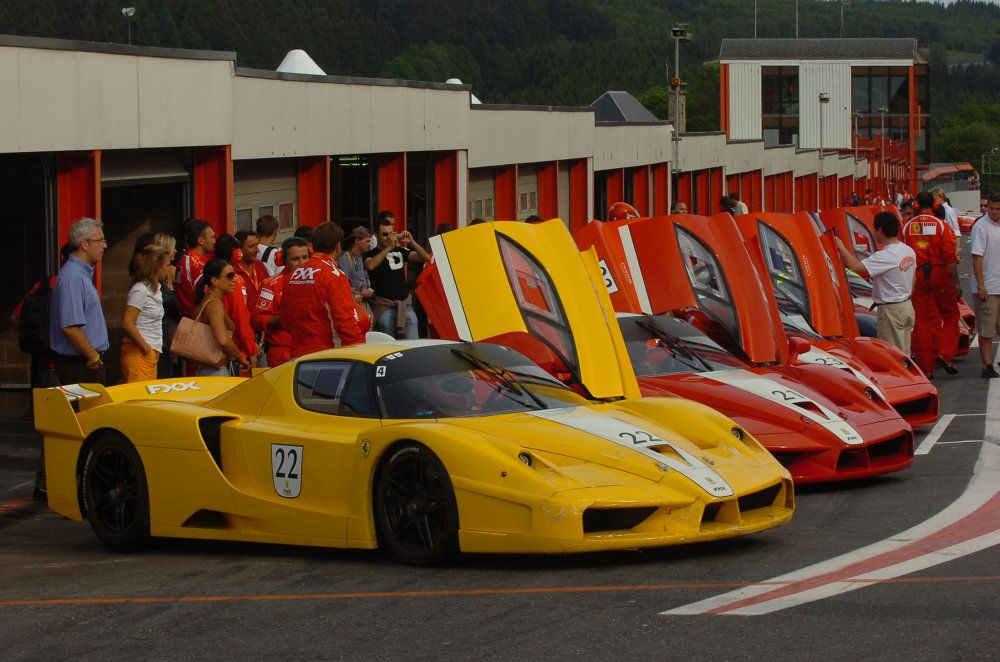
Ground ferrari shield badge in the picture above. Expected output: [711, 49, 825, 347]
[361, 440, 371, 459]
[271, 444, 302, 498]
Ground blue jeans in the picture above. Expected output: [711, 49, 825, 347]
[376, 303, 419, 339]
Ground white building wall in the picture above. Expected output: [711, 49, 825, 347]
[468, 109, 594, 168]
[727, 62, 762, 141]
[799, 62, 852, 150]
[0, 46, 233, 152]
[593, 124, 671, 171]
[231, 77, 470, 160]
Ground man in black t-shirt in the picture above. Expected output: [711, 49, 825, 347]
[364, 210, 431, 338]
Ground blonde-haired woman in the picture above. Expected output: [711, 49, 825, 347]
[152, 232, 180, 378]
[120, 244, 171, 382]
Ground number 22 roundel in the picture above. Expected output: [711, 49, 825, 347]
[272, 444, 303, 498]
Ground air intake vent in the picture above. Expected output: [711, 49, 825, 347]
[738, 483, 782, 512]
[583, 507, 656, 533]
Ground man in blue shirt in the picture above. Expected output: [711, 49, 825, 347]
[50, 217, 110, 385]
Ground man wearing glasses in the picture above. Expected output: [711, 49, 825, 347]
[364, 210, 430, 339]
[50, 217, 110, 385]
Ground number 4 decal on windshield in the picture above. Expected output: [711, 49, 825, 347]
[272, 444, 303, 498]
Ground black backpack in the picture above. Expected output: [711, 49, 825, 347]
[18, 277, 53, 355]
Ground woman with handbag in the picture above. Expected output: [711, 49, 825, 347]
[187, 259, 250, 376]
[120, 244, 171, 383]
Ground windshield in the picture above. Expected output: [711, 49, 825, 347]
[375, 343, 587, 419]
[617, 315, 745, 377]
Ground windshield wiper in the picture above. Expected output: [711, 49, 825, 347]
[450, 348, 546, 410]
[633, 319, 714, 372]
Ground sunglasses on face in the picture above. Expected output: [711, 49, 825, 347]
[221, 272, 237, 280]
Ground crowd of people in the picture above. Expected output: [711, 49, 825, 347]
[18, 210, 434, 393]
[837, 190, 1000, 380]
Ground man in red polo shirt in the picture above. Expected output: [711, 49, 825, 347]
[175, 219, 216, 317]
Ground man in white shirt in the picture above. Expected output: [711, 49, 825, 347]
[971, 194, 1000, 378]
[931, 186, 962, 246]
[836, 211, 917, 354]
[255, 214, 281, 276]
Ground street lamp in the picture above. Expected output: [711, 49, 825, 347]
[852, 111, 863, 163]
[669, 24, 693, 182]
[878, 105, 888, 197]
[122, 7, 135, 45]
[818, 93, 830, 206]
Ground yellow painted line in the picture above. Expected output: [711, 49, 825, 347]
[2, 575, 999, 608]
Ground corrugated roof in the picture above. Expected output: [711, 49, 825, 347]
[720, 38, 920, 62]
[590, 91, 660, 123]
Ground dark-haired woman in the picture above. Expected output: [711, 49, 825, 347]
[190, 259, 250, 376]
[214, 233, 260, 371]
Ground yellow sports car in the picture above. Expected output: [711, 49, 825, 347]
[36, 339, 792, 565]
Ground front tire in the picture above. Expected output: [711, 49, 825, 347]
[81, 432, 151, 552]
[375, 444, 459, 566]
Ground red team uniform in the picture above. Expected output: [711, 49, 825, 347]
[252, 271, 293, 367]
[282, 252, 365, 357]
[175, 250, 209, 317]
[902, 213, 960, 375]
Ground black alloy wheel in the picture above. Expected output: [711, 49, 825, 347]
[81, 432, 151, 552]
[375, 443, 459, 566]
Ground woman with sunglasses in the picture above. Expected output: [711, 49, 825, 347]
[190, 259, 250, 376]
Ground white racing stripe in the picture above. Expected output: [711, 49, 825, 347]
[528, 407, 735, 498]
[699, 369, 864, 445]
[797, 348, 889, 403]
[618, 225, 653, 315]
[429, 235, 473, 341]
[661, 379, 1000, 616]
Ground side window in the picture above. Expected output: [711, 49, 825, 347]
[847, 213, 876, 260]
[496, 233, 580, 381]
[674, 226, 740, 343]
[758, 222, 811, 321]
[339, 363, 377, 417]
[295, 361, 354, 415]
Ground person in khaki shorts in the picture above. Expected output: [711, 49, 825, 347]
[971, 194, 1000, 378]
[837, 212, 917, 355]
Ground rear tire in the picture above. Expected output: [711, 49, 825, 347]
[375, 444, 459, 566]
[81, 432, 151, 552]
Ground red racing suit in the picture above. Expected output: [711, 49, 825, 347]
[176, 250, 209, 318]
[225, 272, 260, 363]
[282, 252, 365, 357]
[902, 213, 960, 374]
[234, 259, 270, 313]
[251, 271, 292, 367]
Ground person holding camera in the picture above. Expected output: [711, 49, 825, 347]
[364, 210, 430, 339]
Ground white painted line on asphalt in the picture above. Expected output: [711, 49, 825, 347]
[915, 414, 954, 455]
[935, 439, 984, 446]
[0, 480, 34, 497]
[662, 378, 1000, 616]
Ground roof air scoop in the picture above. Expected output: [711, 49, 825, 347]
[277, 49, 326, 76]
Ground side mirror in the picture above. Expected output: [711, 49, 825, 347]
[788, 336, 811, 360]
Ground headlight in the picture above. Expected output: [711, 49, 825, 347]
[517, 452, 533, 467]
[901, 357, 912, 369]
[864, 388, 875, 400]
[730, 426, 744, 441]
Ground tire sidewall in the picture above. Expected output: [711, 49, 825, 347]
[81, 433, 151, 552]
[375, 443, 459, 566]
